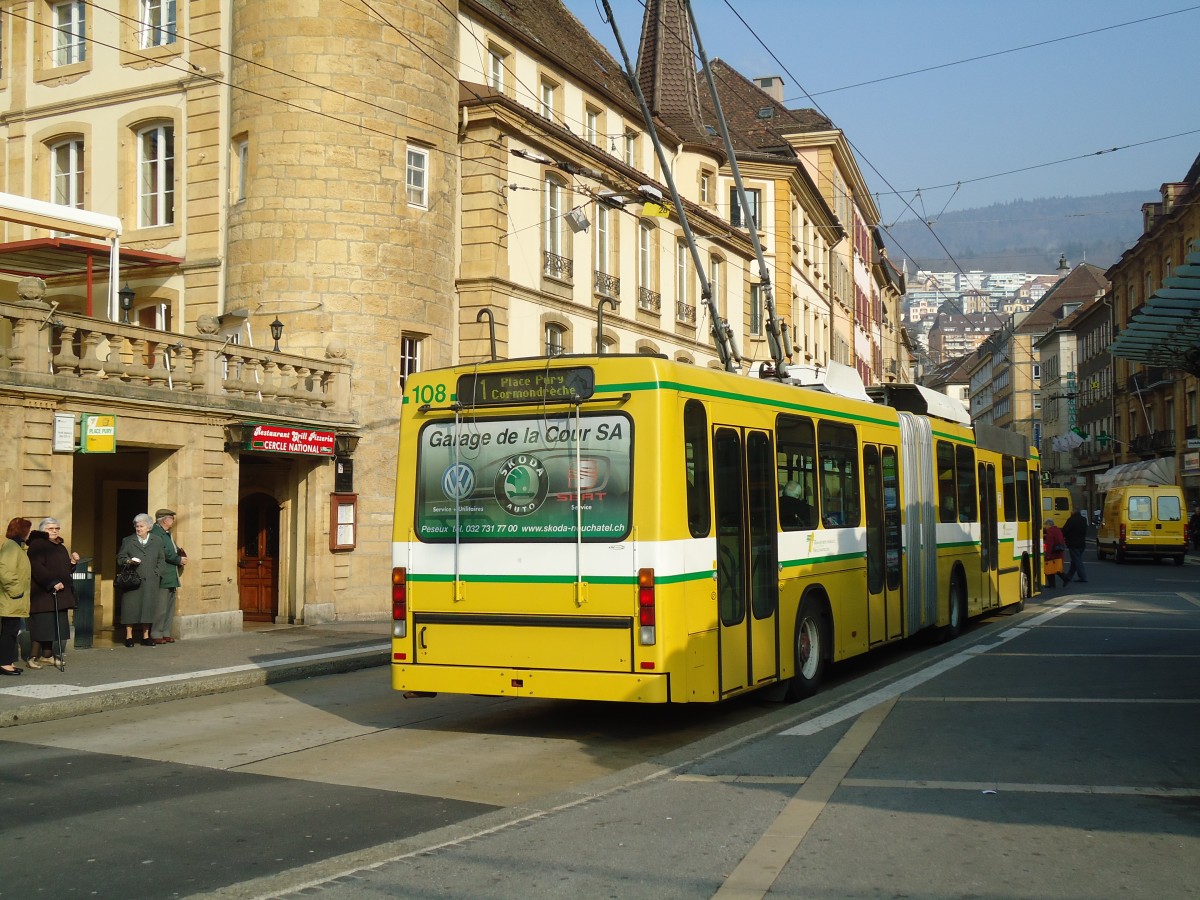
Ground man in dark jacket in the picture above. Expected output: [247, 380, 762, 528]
[150, 509, 187, 644]
[1061, 509, 1088, 584]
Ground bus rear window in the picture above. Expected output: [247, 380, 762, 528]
[414, 412, 633, 542]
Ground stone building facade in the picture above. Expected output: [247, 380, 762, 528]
[1106, 157, 1200, 503]
[0, 0, 456, 633]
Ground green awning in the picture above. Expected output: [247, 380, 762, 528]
[1111, 242, 1200, 368]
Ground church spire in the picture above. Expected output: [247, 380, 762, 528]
[635, 0, 711, 145]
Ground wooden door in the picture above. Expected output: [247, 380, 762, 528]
[238, 493, 279, 622]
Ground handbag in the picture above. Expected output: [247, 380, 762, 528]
[1044, 557, 1063, 576]
[115, 563, 142, 591]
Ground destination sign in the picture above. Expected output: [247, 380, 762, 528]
[458, 367, 595, 406]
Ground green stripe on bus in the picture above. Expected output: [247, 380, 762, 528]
[780, 551, 865, 567]
[408, 570, 713, 586]
[596, 380, 900, 428]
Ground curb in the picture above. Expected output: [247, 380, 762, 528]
[0, 646, 389, 728]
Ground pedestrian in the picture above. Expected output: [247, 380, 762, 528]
[116, 513, 166, 648]
[150, 508, 186, 644]
[0, 517, 33, 676]
[1189, 506, 1200, 550]
[1061, 509, 1089, 584]
[25, 518, 79, 669]
[1043, 517, 1067, 588]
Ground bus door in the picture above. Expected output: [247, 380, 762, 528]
[865, 444, 903, 644]
[978, 461, 1000, 607]
[713, 426, 779, 695]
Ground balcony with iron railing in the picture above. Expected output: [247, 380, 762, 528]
[543, 252, 573, 281]
[637, 287, 661, 313]
[0, 302, 353, 424]
[1074, 443, 1110, 466]
[593, 271, 620, 298]
[1152, 429, 1176, 451]
[1128, 366, 1173, 394]
[675, 300, 696, 325]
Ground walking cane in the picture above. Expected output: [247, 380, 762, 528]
[52, 589, 65, 672]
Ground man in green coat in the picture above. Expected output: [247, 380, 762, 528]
[150, 509, 186, 644]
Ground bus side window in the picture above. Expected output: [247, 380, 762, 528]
[1002, 456, 1016, 522]
[683, 400, 711, 537]
[955, 445, 977, 522]
[818, 420, 859, 528]
[776, 414, 817, 530]
[936, 440, 957, 523]
[1015, 459, 1030, 522]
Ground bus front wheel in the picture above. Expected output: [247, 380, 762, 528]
[785, 598, 827, 701]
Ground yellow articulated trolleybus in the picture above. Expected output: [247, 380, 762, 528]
[390, 354, 1040, 704]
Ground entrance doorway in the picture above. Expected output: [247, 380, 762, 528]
[238, 492, 280, 622]
[712, 425, 779, 696]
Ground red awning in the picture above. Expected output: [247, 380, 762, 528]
[0, 237, 181, 279]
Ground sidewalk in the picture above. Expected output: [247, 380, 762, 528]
[0, 619, 390, 728]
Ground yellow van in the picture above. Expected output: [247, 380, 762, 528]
[1096, 485, 1187, 565]
[1042, 488, 1074, 523]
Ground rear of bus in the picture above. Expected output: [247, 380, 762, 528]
[390, 357, 677, 702]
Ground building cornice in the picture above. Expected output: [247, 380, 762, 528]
[0, 73, 216, 127]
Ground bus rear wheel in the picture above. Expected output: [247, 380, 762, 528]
[785, 598, 827, 701]
[944, 577, 966, 640]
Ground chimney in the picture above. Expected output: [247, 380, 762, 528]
[1162, 182, 1186, 212]
[1142, 201, 1162, 234]
[1057, 254, 1069, 274]
[754, 75, 785, 103]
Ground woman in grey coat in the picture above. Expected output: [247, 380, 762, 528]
[116, 513, 166, 648]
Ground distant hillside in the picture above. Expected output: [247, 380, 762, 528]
[882, 192, 1155, 274]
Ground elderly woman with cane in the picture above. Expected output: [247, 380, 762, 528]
[25, 518, 79, 670]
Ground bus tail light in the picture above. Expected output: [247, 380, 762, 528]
[1119, 523, 1126, 545]
[638, 567, 656, 645]
[392, 567, 408, 638]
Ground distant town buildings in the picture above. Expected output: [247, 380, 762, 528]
[903, 265, 1058, 365]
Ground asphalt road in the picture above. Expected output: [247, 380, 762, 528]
[4, 555, 1200, 899]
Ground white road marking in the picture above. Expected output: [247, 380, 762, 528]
[0, 644, 388, 699]
[781, 603, 1082, 737]
[675, 774, 1200, 798]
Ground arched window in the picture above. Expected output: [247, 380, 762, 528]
[137, 122, 175, 227]
[50, 138, 85, 210]
[545, 322, 567, 357]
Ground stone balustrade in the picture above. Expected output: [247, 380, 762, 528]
[0, 302, 353, 424]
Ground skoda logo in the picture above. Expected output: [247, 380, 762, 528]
[495, 453, 549, 516]
[441, 463, 476, 501]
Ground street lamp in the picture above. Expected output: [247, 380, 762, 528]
[269, 317, 284, 352]
[118, 283, 135, 324]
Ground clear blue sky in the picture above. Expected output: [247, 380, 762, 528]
[562, 0, 1199, 226]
